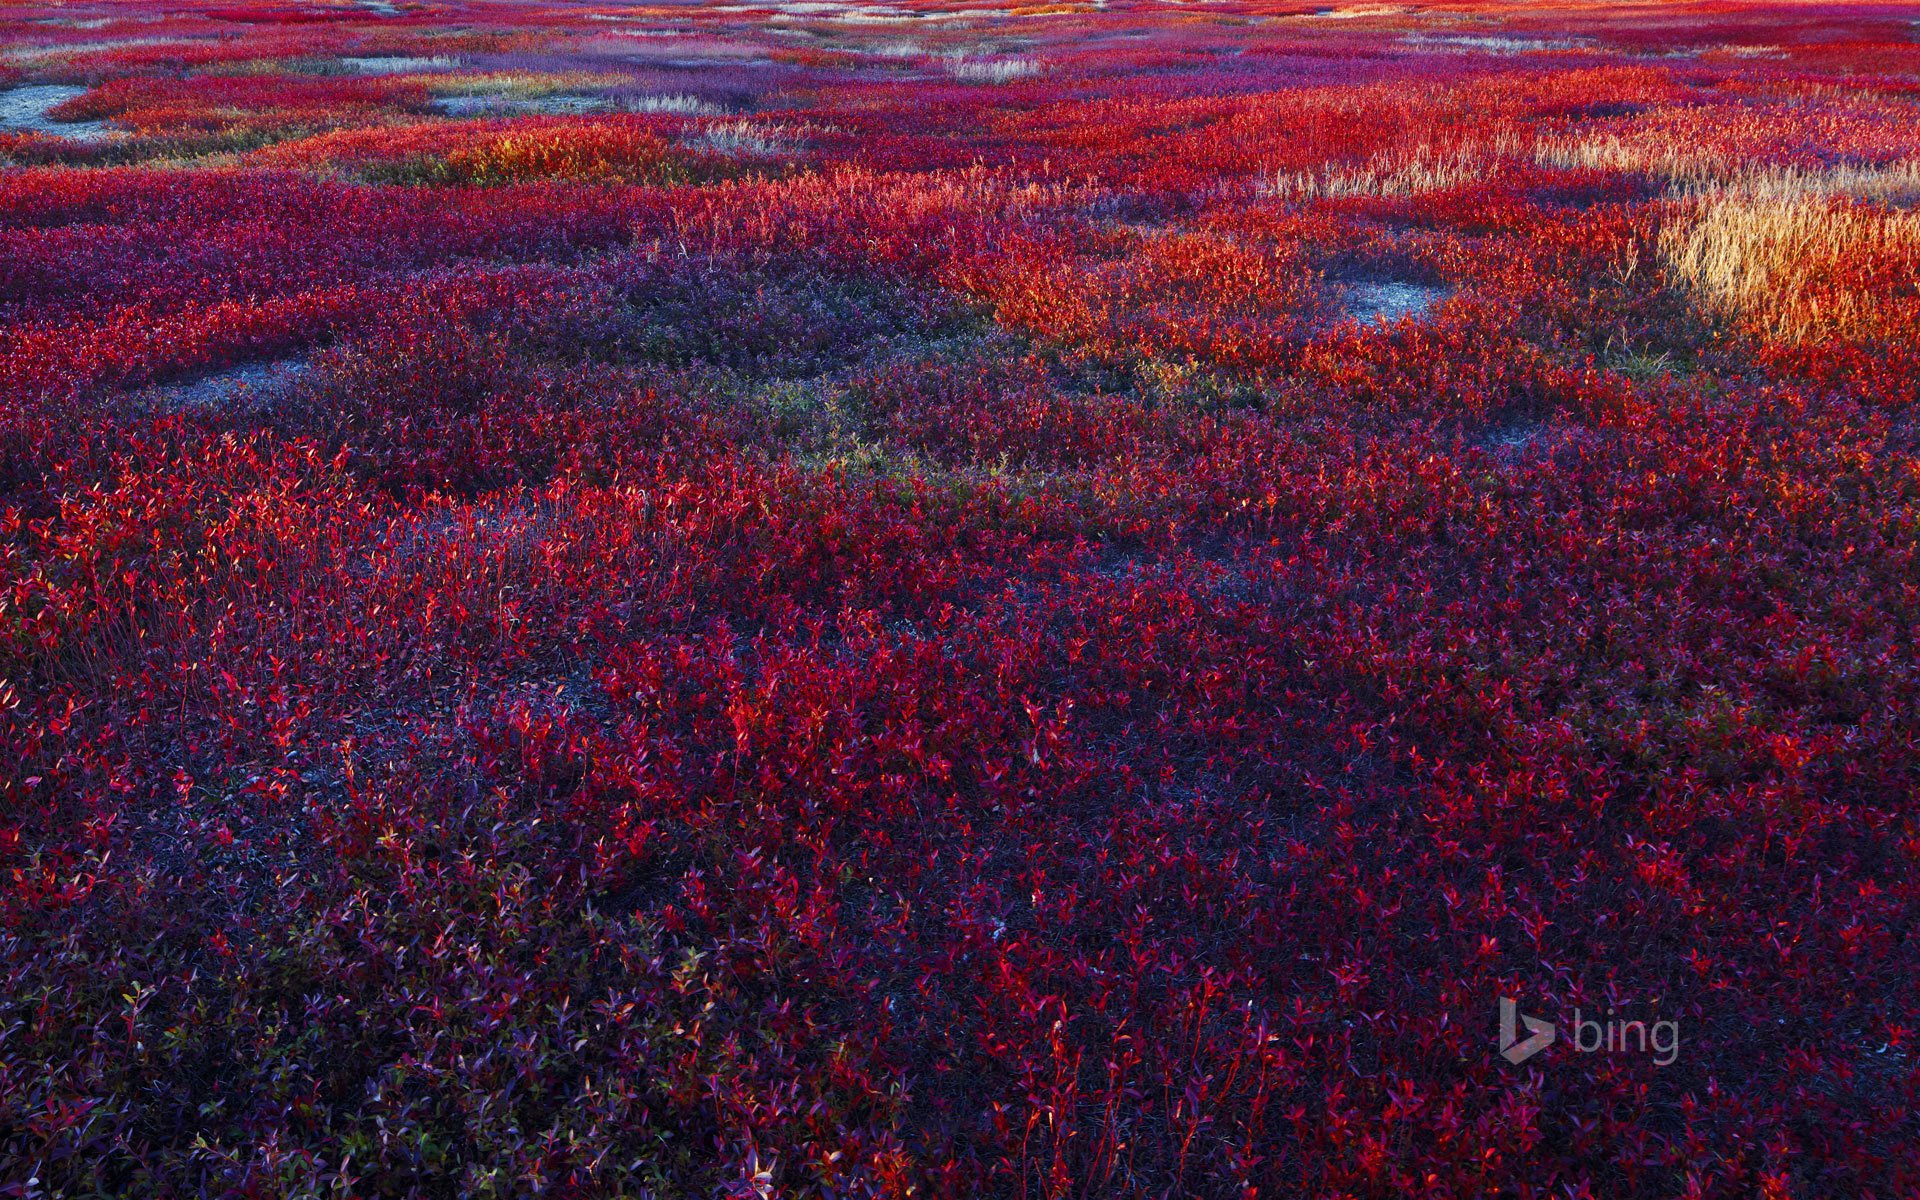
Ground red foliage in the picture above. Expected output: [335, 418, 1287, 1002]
[2, 0, 1918, 1197]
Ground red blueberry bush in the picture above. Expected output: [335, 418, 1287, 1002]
[2, 1, 1918, 1197]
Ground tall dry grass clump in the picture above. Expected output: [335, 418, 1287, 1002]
[945, 56, 1043, 84]
[1658, 193, 1920, 342]
[1712, 160, 1920, 206]
[1543, 133, 1920, 205]
[1536, 133, 1732, 188]
[1543, 130, 1920, 342]
[1269, 132, 1527, 199]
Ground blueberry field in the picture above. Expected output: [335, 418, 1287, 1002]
[3, 1, 1919, 1195]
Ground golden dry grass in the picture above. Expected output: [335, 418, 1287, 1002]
[1658, 194, 1920, 342]
[1535, 133, 1732, 187]
[1538, 131, 1920, 342]
[1269, 134, 1525, 199]
[1541, 133, 1920, 207]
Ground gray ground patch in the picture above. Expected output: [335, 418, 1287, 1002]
[342, 55, 461, 73]
[0, 84, 111, 141]
[1339, 279, 1450, 325]
[430, 93, 613, 116]
[1480, 419, 1598, 462]
[139, 359, 311, 411]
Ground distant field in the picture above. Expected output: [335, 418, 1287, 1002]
[3, 1, 1918, 1195]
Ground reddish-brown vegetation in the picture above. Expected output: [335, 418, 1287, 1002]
[3, 1, 1918, 1196]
